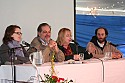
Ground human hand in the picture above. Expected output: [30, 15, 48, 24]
[73, 54, 80, 60]
[112, 52, 122, 59]
[88, 44, 96, 53]
[48, 40, 59, 53]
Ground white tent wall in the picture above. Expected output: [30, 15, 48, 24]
[0, 0, 74, 45]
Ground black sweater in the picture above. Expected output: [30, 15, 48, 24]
[0, 44, 29, 65]
[58, 43, 93, 61]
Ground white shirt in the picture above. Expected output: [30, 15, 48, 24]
[39, 38, 48, 46]
[97, 40, 104, 47]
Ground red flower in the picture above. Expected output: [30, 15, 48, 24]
[52, 75, 58, 82]
[57, 77, 65, 82]
[52, 75, 65, 82]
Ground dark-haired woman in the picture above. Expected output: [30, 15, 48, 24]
[0, 25, 29, 65]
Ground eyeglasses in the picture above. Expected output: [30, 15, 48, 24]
[14, 32, 22, 35]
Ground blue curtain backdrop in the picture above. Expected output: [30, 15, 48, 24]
[76, 14, 125, 57]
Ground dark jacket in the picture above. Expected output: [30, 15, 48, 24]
[0, 44, 29, 65]
[58, 43, 93, 61]
[90, 36, 108, 50]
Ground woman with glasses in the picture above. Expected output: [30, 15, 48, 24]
[0, 25, 30, 65]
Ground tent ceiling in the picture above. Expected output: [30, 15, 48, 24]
[76, 0, 125, 16]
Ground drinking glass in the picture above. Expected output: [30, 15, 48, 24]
[104, 52, 112, 60]
[79, 53, 84, 62]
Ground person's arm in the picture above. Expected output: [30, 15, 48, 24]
[110, 45, 123, 59]
[54, 50, 65, 62]
[0, 44, 10, 65]
[86, 42, 101, 58]
[18, 44, 30, 63]
[48, 40, 65, 62]
[84, 51, 93, 59]
[42, 46, 65, 62]
[77, 45, 93, 59]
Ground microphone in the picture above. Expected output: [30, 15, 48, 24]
[72, 40, 79, 54]
[72, 40, 79, 45]
[22, 41, 37, 51]
[22, 41, 31, 47]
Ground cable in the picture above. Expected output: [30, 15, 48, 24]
[10, 59, 13, 83]
[96, 58, 104, 82]
[27, 63, 43, 83]
[9, 49, 15, 83]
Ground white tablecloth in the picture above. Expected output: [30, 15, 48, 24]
[103, 59, 125, 83]
[0, 58, 125, 83]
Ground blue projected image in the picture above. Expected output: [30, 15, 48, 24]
[76, 15, 125, 57]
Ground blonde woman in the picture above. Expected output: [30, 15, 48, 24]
[57, 28, 93, 61]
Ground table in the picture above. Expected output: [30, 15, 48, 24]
[0, 58, 125, 83]
[103, 59, 125, 83]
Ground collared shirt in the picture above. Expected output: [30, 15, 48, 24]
[39, 38, 48, 46]
[97, 40, 104, 48]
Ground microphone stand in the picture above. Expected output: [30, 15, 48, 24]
[76, 44, 79, 54]
[9, 45, 28, 83]
[74, 42, 79, 54]
[71, 40, 80, 54]
[9, 48, 16, 83]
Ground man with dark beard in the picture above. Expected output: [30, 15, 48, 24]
[86, 27, 122, 59]
[28, 23, 65, 63]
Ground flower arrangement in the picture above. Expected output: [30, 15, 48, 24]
[41, 74, 73, 83]
[41, 51, 73, 83]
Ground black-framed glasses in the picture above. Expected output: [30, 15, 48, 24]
[14, 32, 22, 35]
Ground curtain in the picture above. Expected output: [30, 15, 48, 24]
[76, 14, 125, 57]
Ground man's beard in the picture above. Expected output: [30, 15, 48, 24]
[97, 37, 106, 43]
[44, 35, 51, 42]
